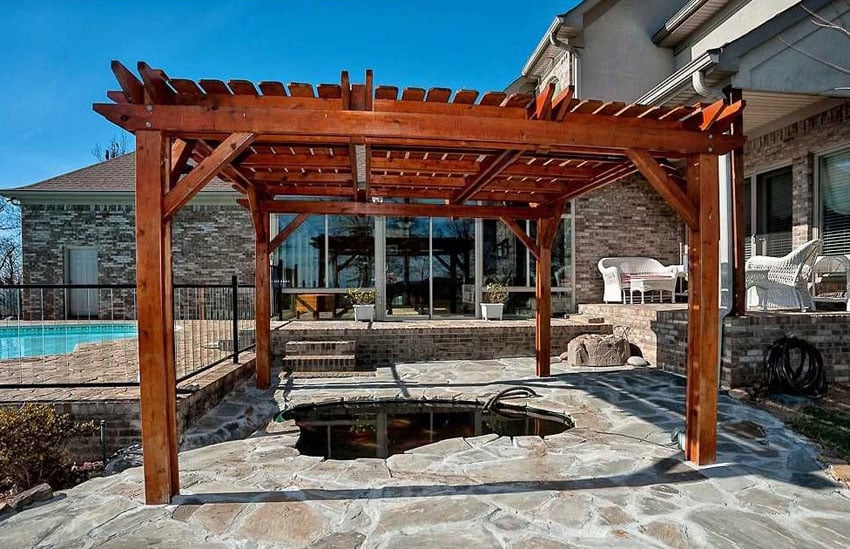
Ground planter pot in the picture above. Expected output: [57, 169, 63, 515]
[353, 304, 375, 322]
[480, 303, 504, 321]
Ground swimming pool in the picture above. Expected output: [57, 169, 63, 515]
[0, 324, 138, 359]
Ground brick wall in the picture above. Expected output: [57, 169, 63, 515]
[573, 176, 684, 305]
[744, 101, 850, 247]
[271, 321, 612, 366]
[21, 202, 255, 290]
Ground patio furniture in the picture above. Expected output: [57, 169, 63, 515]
[811, 254, 850, 311]
[745, 238, 822, 311]
[598, 257, 681, 304]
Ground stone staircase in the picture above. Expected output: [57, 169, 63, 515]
[281, 340, 357, 372]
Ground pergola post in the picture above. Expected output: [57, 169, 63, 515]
[253, 205, 272, 390]
[685, 154, 721, 465]
[135, 130, 180, 504]
[535, 214, 560, 377]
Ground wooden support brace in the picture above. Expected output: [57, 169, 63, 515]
[625, 149, 698, 230]
[169, 139, 196, 187]
[500, 217, 540, 259]
[452, 150, 522, 204]
[163, 133, 254, 219]
[134, 130, 179, 504]
[685, 153, 720, 466]
[269, 213, 310, 251]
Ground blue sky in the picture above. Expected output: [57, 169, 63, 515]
[0, 0, 575, 189]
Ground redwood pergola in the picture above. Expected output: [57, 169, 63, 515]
[95, 62, 745, 504]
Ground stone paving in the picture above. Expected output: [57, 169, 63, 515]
[0, 320, 254, 390]
[2, 358, 849, 548]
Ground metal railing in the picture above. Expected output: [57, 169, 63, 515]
[0, 277, 255, 389]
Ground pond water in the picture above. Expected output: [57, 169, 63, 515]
[278, 399, 574, 460]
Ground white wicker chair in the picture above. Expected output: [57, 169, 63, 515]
[745, 239, 822, 311]
[598, 257, 680, 304]
[811, 254, 850, 311]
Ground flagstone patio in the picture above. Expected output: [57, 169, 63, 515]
[1, 358, 848, 548]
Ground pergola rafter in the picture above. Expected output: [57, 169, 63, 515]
[95, 61, 746, 505]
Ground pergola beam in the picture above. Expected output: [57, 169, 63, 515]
[93, 103, 745, 155]
[625, 149, 698, 230]
[243, 199, 553, 219]
[452, 150, 523, 204]
[163, 133, 254, 219]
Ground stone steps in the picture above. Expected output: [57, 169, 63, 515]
[284, 340, 356, 356]
[282, 340, 358, 372]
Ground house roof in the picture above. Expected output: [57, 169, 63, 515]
[5, 152, 232, 194]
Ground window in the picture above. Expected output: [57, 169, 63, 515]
[819, 148, 850, 255]
[747, 166, 793, 257]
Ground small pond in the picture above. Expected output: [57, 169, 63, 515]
[277, 399, 574, 460]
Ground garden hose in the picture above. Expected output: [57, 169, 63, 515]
[482, 386, 539, 412]
[763, 336, 827, 398]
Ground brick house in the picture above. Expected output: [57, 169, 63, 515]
[4, 0, 849, 326]
[510, 0, 850, 305]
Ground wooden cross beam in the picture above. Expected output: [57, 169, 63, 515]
[269, 213, 310, 250]
[625, 149, 698, 230]
[452, 150, 522, 204]
[500, 217, 540, 259]
[242, 199, 553, 219]
[162, 133, 254, 220]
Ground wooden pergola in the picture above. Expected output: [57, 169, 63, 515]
[94, 62, 745, 504]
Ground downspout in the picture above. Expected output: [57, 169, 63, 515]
[692, 69, 723, 101]
[549, 28, 581, 98]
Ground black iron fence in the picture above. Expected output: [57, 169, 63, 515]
[0, 277, 255, 388]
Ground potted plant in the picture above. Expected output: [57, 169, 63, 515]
[347, 287, 377, 322]
[481, 282, 509, 320]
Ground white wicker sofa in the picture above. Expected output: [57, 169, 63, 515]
[598, 257, 682, 304]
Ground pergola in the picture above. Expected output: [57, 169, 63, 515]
[94, 62, 745, 504]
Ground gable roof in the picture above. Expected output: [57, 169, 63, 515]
[5, 152, 232, 194]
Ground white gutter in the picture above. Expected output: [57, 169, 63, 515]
[637, 50, 720, 105]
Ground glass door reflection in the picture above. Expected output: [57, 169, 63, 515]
[385, 217, 430, 317]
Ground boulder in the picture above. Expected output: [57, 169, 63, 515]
[627, 356, 648, 366]
[566, 333, 630, 367]
[0, 501, 15, 519]
[7, 483, 53, 512]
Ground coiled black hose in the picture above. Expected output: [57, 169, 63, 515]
[763, 336, 827, 398]
[482, 386, 539, 412]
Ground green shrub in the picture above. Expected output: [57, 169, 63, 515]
[484, 282, 509, 304]
[0, 404, 96, 492]
[347, 287, 377, 305]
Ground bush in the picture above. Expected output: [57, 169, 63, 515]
[484, 282, 509, 304]
[347, 287, 377, 305]
[0, 404, 96, 492]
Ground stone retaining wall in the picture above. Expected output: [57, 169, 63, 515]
[272, 320, 613, 365]
[0, 358, 255, 462]
[579, 304, 850, 388]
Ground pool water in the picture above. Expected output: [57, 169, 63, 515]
[278, 399, 574, 460]
[0, 324, 138, 359]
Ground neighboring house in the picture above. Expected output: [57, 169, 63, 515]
[511, 0, 850, 304]
[3, 153, 254, 316]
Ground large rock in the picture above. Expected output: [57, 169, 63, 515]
[565, 333, 629, 367]
[7, 483, 53, 512]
